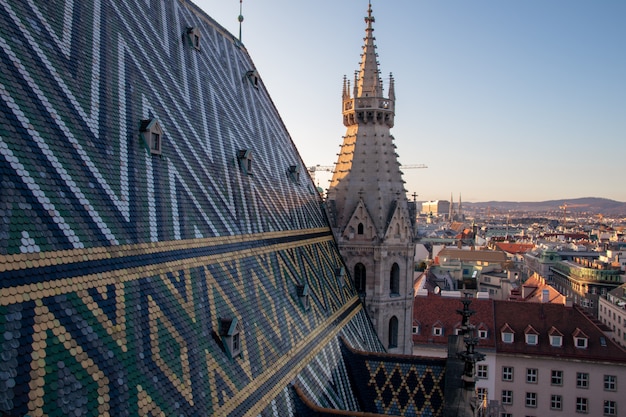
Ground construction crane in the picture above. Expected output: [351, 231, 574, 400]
[559, 202, 586, 224]
[307, 164, 427, 183]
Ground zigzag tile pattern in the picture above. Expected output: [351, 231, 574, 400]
[0, 0, 387, 415]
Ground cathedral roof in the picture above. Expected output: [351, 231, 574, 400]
[0, 1, 444, 416]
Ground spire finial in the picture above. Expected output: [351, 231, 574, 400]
[238, 0, 244, 42]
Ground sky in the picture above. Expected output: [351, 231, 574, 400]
[195, 0, 626, 203]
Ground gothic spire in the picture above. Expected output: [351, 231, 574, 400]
[356, 1, 381, 98]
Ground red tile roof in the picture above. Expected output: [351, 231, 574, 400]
[494, 242, 535, 254]
[413, 294, 626, 362]
[413, 293, 495, 349]
[515, 273, 566, 304]
[493, 300, 626, 361]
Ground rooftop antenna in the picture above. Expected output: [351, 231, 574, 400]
[238, 0, 244, 42]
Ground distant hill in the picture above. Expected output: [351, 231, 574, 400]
[463, 198, 626, 217]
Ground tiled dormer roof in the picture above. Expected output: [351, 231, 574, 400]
[524, 324, 539, 335]
[548, 326, 564, 337]
[572, 327, 589, 339]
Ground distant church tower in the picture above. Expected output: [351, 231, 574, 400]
[326, 2, 416, 354]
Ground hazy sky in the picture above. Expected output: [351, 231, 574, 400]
[196, 0, 626, 203]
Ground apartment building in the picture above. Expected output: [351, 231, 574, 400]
[599, 284, 626, 349]
[413, 294, 626, 416]
[494, 300, 625, 417]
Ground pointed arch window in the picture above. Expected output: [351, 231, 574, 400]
[354, 263, 366, 294]
[388, 316, 398, 349]
[390, 263, 400, 295]
[357, 223, 364, 235]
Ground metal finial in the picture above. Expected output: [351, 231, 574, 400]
[238, 0, 244, 42]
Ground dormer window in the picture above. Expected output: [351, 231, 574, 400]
[244, 70, 260, 89]
[287, 165, 301, 184]
[412, 321, 420, 335]
[525, 325, 539, 346]
[335, 267, 346, 287]
[573, 328, 589, 349]
[549, 326, 563, 347]
[218, 317, 242, 359]
[477, 324, 488, 339]
[185, 27, 201, 50]
[433, 321, 444, 336]
[501, 323, 515, 344]
[237, 149, 253, 175]
[139, 118, 163, 155]
[296, 283, 310, 311]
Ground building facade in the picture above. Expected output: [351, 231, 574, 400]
[422, 200, 451, 217]
[326, 3, 416, 354]
[412, 294, 626, 417]
[599, 284, 626, 348]
[550, 257, 624, 316]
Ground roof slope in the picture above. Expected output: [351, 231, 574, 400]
[413, 294, 496, 349]
[0, 1, 402, 415]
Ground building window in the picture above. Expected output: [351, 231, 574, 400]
[576, 372, 589, 388]
[500, 414, 512, 417]
[501, 390, 513, 405]
[390, 263, 400, 295]
[551, 394, 562, 410]
[575, 337, 588, 349]
[604, 375, 616, 391]
[477, 364, 488, 379]
[525, 392, 537, 408]
[576, 397, 588, 413]
[476, 388, 487, 405]
[526, 368, 538, 384]
[502, 332, 514, 343]
[604, 400, 617, 416]
[357, 223, 364, 235]
[551, 370, 563, 386]
[354, 263, 366, 294]
[502, 366, 513, 382]
[478, 329, 488, 339]
[526, 333, 538, 345]
[412, 324, 420, 335]
[433, 326, 443, 336]
[388, 316, 398, 349]
[550, 335, 563, 347]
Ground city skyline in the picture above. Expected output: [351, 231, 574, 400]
[198, 0, 626, 203]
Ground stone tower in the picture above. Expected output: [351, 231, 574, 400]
[326, 2, 416, 354]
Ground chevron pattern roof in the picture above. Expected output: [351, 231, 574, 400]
[0, 1, 449, 416]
